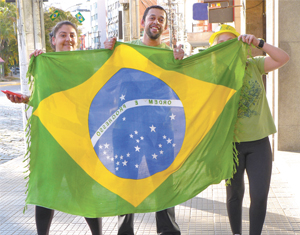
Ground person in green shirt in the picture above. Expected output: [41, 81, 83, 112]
[104, 5, 184, 59]
[209, 25, 289, 235]
[104, 5, 183, 235]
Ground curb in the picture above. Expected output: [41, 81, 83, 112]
[0, 80, 21, 87]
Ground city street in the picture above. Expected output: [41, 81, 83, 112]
[0, 81, 26, 164]
[1, 81, 300, 234]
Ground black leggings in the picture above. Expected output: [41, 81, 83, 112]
[226, 137, 272, 235]
[35, 206, 102, 235]
[118, 207, 181, 235]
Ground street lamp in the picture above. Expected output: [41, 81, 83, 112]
[64, 3, 82, 11]
[97, 31, 101, 49]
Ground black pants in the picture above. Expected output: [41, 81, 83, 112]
[118, 207, 181, 235]
[35, 206, 102, 235]
[226, 137, 272, 235]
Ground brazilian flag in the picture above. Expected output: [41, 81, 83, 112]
[25, 40, 248, 217]
[75, 12, 85, 23]
[50, 10, 60, 21]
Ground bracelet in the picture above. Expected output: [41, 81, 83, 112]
[257, 38, 265, 49]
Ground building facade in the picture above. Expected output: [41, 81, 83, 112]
[88, 0, 107, 49]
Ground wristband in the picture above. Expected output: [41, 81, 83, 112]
[257, 38, 265, 49]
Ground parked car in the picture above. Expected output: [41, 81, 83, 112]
[12, 67, 19, 74]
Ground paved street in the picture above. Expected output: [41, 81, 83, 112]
[1, 81, 300, 234]
[0, 81, 25, 164]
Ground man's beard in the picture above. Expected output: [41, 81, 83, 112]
[146, 27, 162, 40]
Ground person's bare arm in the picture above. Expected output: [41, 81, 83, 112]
[239, 34, 290, 73]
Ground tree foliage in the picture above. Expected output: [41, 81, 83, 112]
[44, 7, 82, 52]
[0, 2, 83, 76]
[0, 0, 18, 75]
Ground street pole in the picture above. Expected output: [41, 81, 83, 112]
[121, 3, 130, 42]
[16, 0, 45, 142]
[130, 0, 139, 40]
[16, 0, 45, 89]
[98, 31, 101, 49]
[168, 0, 173, 48]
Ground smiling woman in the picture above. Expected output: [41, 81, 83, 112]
[50, 20, 78, 52]
[4, 20, 102, 235]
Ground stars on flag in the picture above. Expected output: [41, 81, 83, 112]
[150, 125, 156, 132]
[95, 110, 181, 179]
[120, 94, 125, 101]
[97, 126, 178, 172]
[170, 113, 176, 120]
[135, 146, 141, 152]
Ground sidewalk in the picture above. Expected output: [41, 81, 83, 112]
[0, 151, 300, 235]
[0, 75, 20, 86]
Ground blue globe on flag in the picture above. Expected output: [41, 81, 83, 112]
[88, 68, 186, 179]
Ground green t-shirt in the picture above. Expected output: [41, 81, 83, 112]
[235, 56, 276, 142]
[129, 39, 171, 50]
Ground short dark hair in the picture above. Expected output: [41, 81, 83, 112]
[142, 5, 168, 27]
[49, 21, 78, 50]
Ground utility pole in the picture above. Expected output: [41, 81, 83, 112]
[160, 0, 185, 48]
[120, 0, 139, 42]
[16, 0, 45, 90]
[121, 2, 130, 42]
[16, 0, 45, 129]
[130, 0, 139, 40]
[167, 0, 173, 48]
